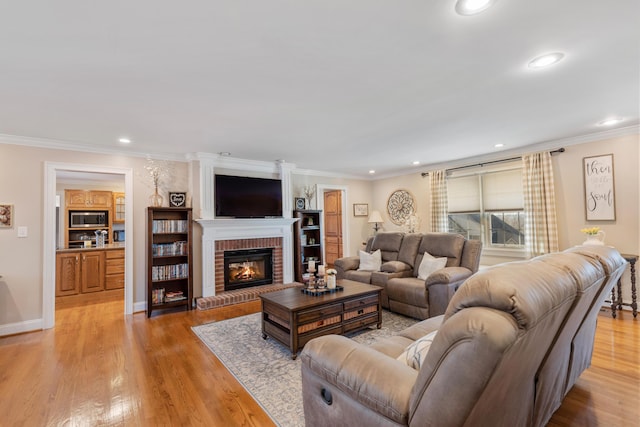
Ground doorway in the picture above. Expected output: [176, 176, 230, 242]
[316, 185, 348, 268]
[323, 190, 343, 267]
[43, 162, 134, 329]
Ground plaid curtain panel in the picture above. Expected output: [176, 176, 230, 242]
[430, 169, 448, 232]
[522, 152, 559, 256]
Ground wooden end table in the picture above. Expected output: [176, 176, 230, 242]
[260, 280, 382, 359]
[610, 253, 638, 319]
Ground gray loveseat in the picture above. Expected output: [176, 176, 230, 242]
[301, 245, 627, 427]
[334, 232, 482, 319]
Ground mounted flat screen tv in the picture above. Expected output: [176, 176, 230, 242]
[215, 174, 283, 218]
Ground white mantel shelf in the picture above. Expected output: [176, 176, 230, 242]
[195, 217, 299, 297]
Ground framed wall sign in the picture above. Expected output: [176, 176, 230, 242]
[583, 154, 615, 220]
[169, 192, 187, 208]
[353, 203, 368, 217]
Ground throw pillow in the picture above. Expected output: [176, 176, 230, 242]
[358, 249, 382, 271]
[397, 330, 438, 370]
[417, 253, 448, 280]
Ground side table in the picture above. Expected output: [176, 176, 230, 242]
[610, 254, 637, 319]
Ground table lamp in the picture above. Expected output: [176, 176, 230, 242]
[368, 210, 384, 232]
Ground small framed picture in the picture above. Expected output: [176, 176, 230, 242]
[295, 197, 306, 210]
[169, 192, 187, 208]
[0, 204, 13, 228]
[353, 203, 369, 217]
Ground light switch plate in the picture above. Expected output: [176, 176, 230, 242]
[17, 226, 28, 238]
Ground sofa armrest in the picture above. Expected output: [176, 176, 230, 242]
[334, 256, 360, 278]
[381, 260, 412, 273]
[425, 267, 474, 317]
[301, 334, 418, 424]
[425, 266, 473, 287]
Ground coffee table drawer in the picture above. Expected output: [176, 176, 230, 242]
[264, 319, 291, 345]
[297, 303, 342, 324]
[344, 294, 379, 311]
[343, 312, 379, 333]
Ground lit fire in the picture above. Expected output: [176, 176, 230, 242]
[231, 261, 263, 281]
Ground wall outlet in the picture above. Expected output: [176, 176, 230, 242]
[17, 226, 28, 238]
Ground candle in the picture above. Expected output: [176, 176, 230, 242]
[308, 260, 315, 272]
[318, 265, 325, 276]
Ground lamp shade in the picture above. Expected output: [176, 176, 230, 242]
[368, 210, 383, 224]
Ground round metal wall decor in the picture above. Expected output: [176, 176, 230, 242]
[387, 189, 416, 225]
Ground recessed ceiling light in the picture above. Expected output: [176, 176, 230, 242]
[528, 52, 565, 69]
[494, 143, 504, 148]
[369, 170, 376, 174]
[455, 0, 497, 16]
[118, 138, 131, 144]
[597, 118, 623, 126]
[412, 161, 420, 165]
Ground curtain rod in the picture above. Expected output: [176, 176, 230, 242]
[421, 148, 565, 177]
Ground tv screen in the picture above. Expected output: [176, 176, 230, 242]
[215, 174, 283, 218]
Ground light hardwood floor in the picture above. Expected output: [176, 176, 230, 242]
[0, 291, 638, 426]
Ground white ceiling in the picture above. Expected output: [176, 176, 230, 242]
[1, 1, 638, 178]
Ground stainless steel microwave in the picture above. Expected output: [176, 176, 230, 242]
[70, 211, 108, 228]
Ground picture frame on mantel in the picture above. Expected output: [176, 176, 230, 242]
[583, 154, 616, 221]
[353, 203, 368, 217]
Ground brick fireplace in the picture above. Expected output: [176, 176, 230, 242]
[196, 218, 298, 297]
[216, 237, 283, 293]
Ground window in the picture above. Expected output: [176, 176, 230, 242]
[447, 164, 525, 249]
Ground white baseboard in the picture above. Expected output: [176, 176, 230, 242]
[133, 300, 147, 313]
[0, 318, 43, 337]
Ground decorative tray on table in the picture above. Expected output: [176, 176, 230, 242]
[301, 285, 344, 296]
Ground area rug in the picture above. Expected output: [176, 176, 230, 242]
[192, 310, 417, 427]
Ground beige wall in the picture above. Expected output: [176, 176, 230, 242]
[291, 173, 373, 255]
[0, 142, 188, 331]
[369, 133, 639, 303]
[1, 131, 638, 333]
[369, 173, 430, 233]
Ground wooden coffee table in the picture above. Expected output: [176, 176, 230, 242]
[260, 279, 382, 359]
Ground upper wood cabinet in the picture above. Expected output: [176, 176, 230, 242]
[113, 192, 125, 223]
[66, 190, 113, 209]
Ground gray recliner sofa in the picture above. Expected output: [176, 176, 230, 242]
[301, 245, 626, 427]
[334, 232, 482, 319]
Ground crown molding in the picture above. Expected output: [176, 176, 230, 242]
[414, 125, 640, 178]
[0, 133, 186, 161]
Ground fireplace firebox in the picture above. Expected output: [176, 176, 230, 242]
[223, 248, 274, 291]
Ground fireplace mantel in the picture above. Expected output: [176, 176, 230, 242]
[196, 218, 299, 297]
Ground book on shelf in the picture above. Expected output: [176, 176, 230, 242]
[152, 288, 165, 305]
[164, 290, 186, 302]
[152, 219, 188, 234]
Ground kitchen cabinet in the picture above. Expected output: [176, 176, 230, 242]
[105, 249, 125, 290]
[55, 248, 122, 296]
[56, 252, 81, 296]
[65, 190, 113, 209]
[64, 190, 113, 248]
[80, 251, 105, 293]
[113, 192, 125, 223]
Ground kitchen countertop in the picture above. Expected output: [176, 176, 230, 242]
[57, 242, 125, 253]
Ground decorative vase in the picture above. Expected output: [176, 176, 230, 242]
[327, 275, 336, 289]
[583, 230, 606, 246]
[149, 187, 164, 207]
